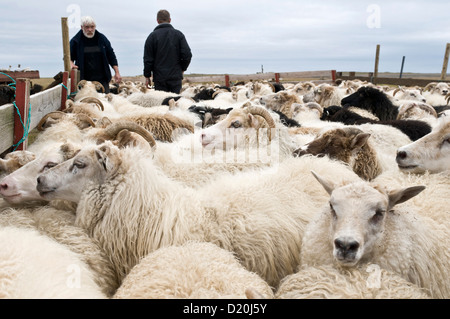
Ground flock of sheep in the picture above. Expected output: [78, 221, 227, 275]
[0, 76, 449, 299]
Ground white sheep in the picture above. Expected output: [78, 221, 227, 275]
[300, 171, 450, 298]
[275, 263, 430, 299]
[126, 89, 179, 108]
[422, 82, 450, 106]
[113, 241, 274, 299]
[396, 101, 439, 127]
[0, 225, 106, 299]
[390, 86, 427, 106]
[396, 115, 450, 173]
[35, 141, 360, 289]
[199, 103, 304, 161]
[0, 201, 119, 297]
[313, 84, 346, 108]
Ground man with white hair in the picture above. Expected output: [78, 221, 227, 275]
[70, 16, 122, 93]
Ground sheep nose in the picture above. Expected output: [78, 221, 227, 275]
[443, 90, 448, 95]
[334, 237, 360, 255]
[396, 150, 407, 161]
[0, 183, 7, 191]
[36, 176, 42, 185]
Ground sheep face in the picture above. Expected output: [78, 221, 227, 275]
[0, 144, 79, 204]
[200, 107, 272, 151]
[259, 91, 301, 117]
[432, 83, 449, 96]
[393, 88, 426, 103]
[396, 117, 450, 173]
[312, 171, 425, 267]
[294, 128, 372, 177]
[36, 142, 121, 203]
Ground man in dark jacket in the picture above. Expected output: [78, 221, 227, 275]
[143, 10, 192, 94]
[70, 16, 122, 93]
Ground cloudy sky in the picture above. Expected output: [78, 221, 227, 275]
[1, 0, 449, 78]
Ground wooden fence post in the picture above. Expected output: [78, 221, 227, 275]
[13, 78, 30, 151]
[374, 44, 380, 80]
[441, 43, 450, 81]
[61, 17, 71, 72]
[225, 74, 230, 87]
[60, 71, 69, 110]
[274, 73, 280, 83]
[70, 68, 79, 93]
[331, 70, 337, 81]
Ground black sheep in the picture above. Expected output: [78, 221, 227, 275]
[271, 82, 285, 93]
[321, 105, 344, 121]
[341, 86, 398, 121]
[192, 88, 215, 102]
[325, 107, 431, 141]
[433, 105, 450, 116]
[161, 95, 183, 106]
[272, 110, 301, 127]
[188, 105, 233, 127]
[0, 85, 15, 106]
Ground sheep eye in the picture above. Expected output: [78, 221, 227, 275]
[371, 209, 385, 224]
[230, 121, 242, 128]
[42, 162, 57, 172]
[443, 137, 450, 146]
[72, 161, 86, 170]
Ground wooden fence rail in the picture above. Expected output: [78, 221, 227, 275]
[185, 70, 336, 86]
[0, 69, 79, 155]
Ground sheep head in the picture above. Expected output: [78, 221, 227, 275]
[311, 170, 425, 267]
[396, 116, 450, 173]
[36, 141, 123, 203]
[294, 127, 381, 181]
[36, 111, 96, 131]
[200, 103, 276, 151]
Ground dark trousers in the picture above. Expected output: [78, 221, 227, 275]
[154, 79, 182, 94]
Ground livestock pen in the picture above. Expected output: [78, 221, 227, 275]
[0, 70, 79, 156]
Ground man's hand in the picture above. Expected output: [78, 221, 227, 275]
[70, 61, 78, 69]
[114, 72, 122, 84]
[145, 77, 152, 89]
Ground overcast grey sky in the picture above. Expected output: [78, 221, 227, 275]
[1, 0, 449, 77]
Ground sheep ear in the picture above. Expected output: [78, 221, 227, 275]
[0, 158, 8, 172]
[95, 145, 115, 172]
[387, 185, 426, 210]
[311, 170, 336, 195]
[351, 133, 371, 149]
[247, 113, 260, 128]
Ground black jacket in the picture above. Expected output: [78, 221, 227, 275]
[70, 29, 118, 82]
[143, 23, 192, 81]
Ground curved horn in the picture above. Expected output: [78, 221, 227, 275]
[396, 103, 415, 119]
[417, 103, 438, 118]
[74, 113, 97, 130]
[392, 88, 402, 96]
[246, 106, 276, 129]
[102, 121, 156, 148]
[423, 82, 437, 92]
[446, 93, 450, 105]
[77, 80, 87, 90]
[80, 97, 105, 111]
[36, 111, 67, 131]
[64, 99, 75, 112]
[92, 81, 105, 93]
[212, 90, 221, 99]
